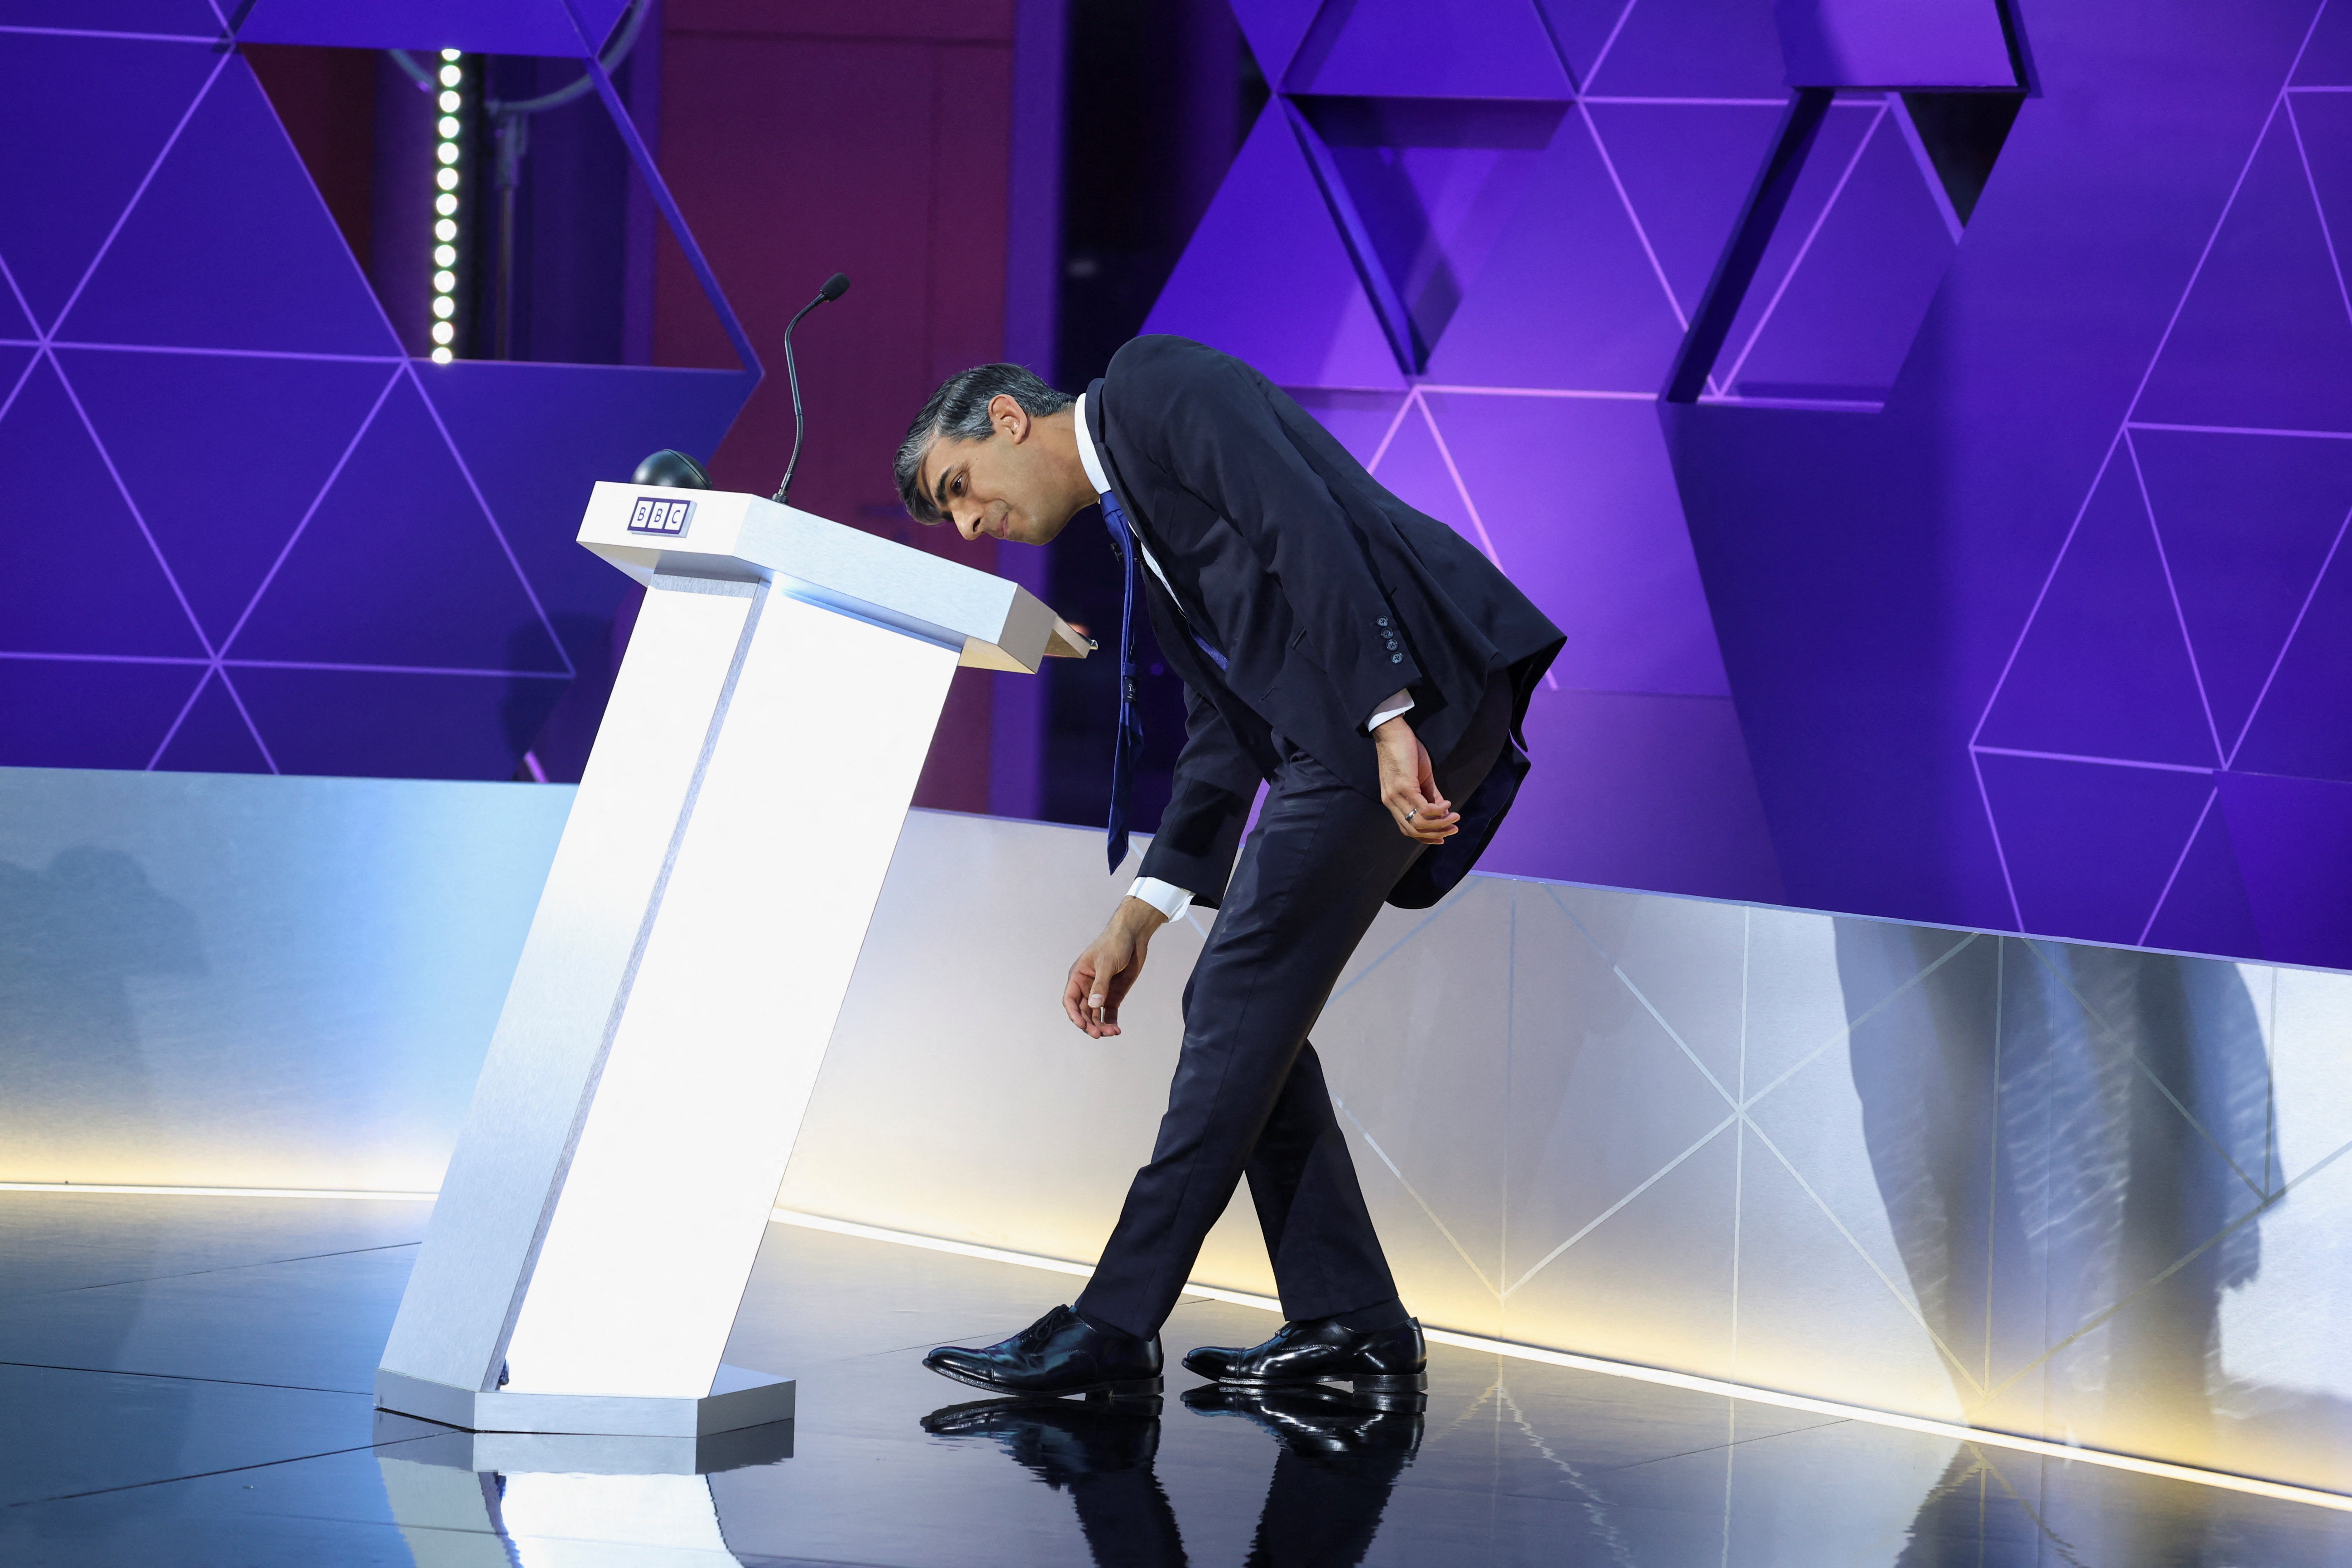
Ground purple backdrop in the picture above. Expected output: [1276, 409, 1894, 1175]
[1148, 0, 2352, 969]
[0, 0, 752, 781]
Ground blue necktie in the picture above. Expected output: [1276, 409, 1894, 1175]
[1099, 488, 1147, 875]
[1099, 487, 1229, 875]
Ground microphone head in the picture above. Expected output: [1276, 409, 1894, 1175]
[632, 448, 711, 489]
[818, 272, 851, 302]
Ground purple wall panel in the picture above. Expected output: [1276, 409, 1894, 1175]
[0, 360, 207, 660]
[1287, 0, 1572, 98]
[2132, 426, 2352, 754]
[0, 12, 754, 782]
[1975, 455, 2216, 768]
[2220, 770, 2352, 966]
[56, 351, 399, 644]
[1576, 0, 1788, 97]
[1421, 114, 1685, 389]
[1144, 109, 1405, 389]
[0, 36, 221, 334]
[2133, 110, 2352, 434]
[238, 0, 633, 55]
[1228, 0, 1322, 80]
[1771, 0, 2014, 89]
[1584, 102, 1786, 319]
[228, 375, 570, 673]
[1422, 391, 1729, 695]
[1723, 103, 1955, 400]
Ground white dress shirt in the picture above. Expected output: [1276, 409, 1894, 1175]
[1073, 394, 1411, 921]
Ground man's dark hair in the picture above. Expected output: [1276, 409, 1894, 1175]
[894, 363, 1074, 524]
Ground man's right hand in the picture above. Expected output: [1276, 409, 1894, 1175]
[1063, 896, 1171, 1038]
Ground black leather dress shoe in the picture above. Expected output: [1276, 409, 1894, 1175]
[925, 1305, 1164, 1398]
[1182, 1315, 1425, 1391]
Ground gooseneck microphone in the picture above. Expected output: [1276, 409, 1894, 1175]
[772, 272, 851, 506]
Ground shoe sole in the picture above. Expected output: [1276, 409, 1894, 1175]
[924, 1360, 1164, 1400]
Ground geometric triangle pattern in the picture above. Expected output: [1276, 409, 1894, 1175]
[0, 16, 755, 783]
[1973, 17, 2352, 964]
[1228, 874, 2314, 1481]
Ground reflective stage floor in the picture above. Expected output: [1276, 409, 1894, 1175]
[2, 1193, 2345, 1567]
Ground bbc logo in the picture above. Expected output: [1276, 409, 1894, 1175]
[627, 496, 693, 536]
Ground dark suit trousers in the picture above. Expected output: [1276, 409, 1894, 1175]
[1075, 676, 1515, 1337]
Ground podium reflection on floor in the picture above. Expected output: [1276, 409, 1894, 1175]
[923, 1384, 1421, 1568]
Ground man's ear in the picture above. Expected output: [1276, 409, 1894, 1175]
[990, 392, 1031, 443]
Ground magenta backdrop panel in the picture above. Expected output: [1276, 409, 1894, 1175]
[0, 3, 753, 783]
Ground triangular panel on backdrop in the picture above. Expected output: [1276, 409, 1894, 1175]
[152, 670, 274, 774]
[1294, 98, 1568, 362]
[2231, 518, 2352, 783]
[2285, 91, 2352, 328]
[2136, 109, 2352, 434]
[1578, 0, 1791, 99]
[2292, 0, 2352, 87]
[1534, 0, 1636, 89]
[227, 372, 567, 674]
[230, 665, 557, 782]
[0, 34, 219, 334]
[0, 658, 206, 770]
[1144, 110, 1405, 391]
[1288, 0, 1575, 99]
[1425, 391, 1730, 697]
[2131, 425, 2352, 757]
[237, 0, 631, 54]
[1585, 101, 1789, 323]
[1709, 102, 1881, 390]
[1421, 112, 1686, 391]
[0, 358, 205, 657]
[1976, 457, 2219, 769]
[62, 58, 398, 356]
[1721, 104, 1956, 400]
[58, 350, 398, 648]
[2139, 796, 2265, 961]
[2218, 771, 2352, 974]
[0, 343, 35, 404]
[1282, 387, 1409, 466]
[1977, 753, 2216, 946]
[1365, 398, 1482, 543]
[0, 265, 35, 343]
[1229, 0, 1327, 84]
[422, 360, 754, 669]
[2, 1, 222, 29]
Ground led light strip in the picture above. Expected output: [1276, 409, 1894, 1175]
[429, 48, 464, 364]
[6, 1180, 2339, 1515]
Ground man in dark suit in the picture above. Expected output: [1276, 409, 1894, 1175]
[896, 336, 1562, 1398]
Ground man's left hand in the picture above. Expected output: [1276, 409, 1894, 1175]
[1375, 715, 1458, 844]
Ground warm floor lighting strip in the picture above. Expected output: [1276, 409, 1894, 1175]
[9, 1183, 2336, 1515]
[771, 1208, 2352, 1517]
[0, 1182, 434, 1201]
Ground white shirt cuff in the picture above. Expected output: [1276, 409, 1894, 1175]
[1126, 877, 1194, 920]
[1368, 690, 1415, 731]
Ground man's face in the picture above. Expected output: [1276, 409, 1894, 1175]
[918, 396, 1077, 547]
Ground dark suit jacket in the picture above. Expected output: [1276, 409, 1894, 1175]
[1090, 336, 1565, 910]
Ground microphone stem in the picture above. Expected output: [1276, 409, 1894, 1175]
[774, 292, 824, 505]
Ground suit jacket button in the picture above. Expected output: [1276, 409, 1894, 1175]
[1376, 616, 1389, 627]
[1390, 652, 1403, 663]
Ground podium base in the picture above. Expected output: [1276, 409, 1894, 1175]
[372, 1408, 794, 1474]
[374, 1364, 796, 1438]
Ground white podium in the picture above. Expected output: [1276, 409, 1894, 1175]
[375, 483, 1085, 1437]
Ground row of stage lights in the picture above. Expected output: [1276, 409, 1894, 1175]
[430, 49, 463, 364]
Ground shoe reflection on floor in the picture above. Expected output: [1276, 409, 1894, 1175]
[921, 1383, 1423, 1568]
